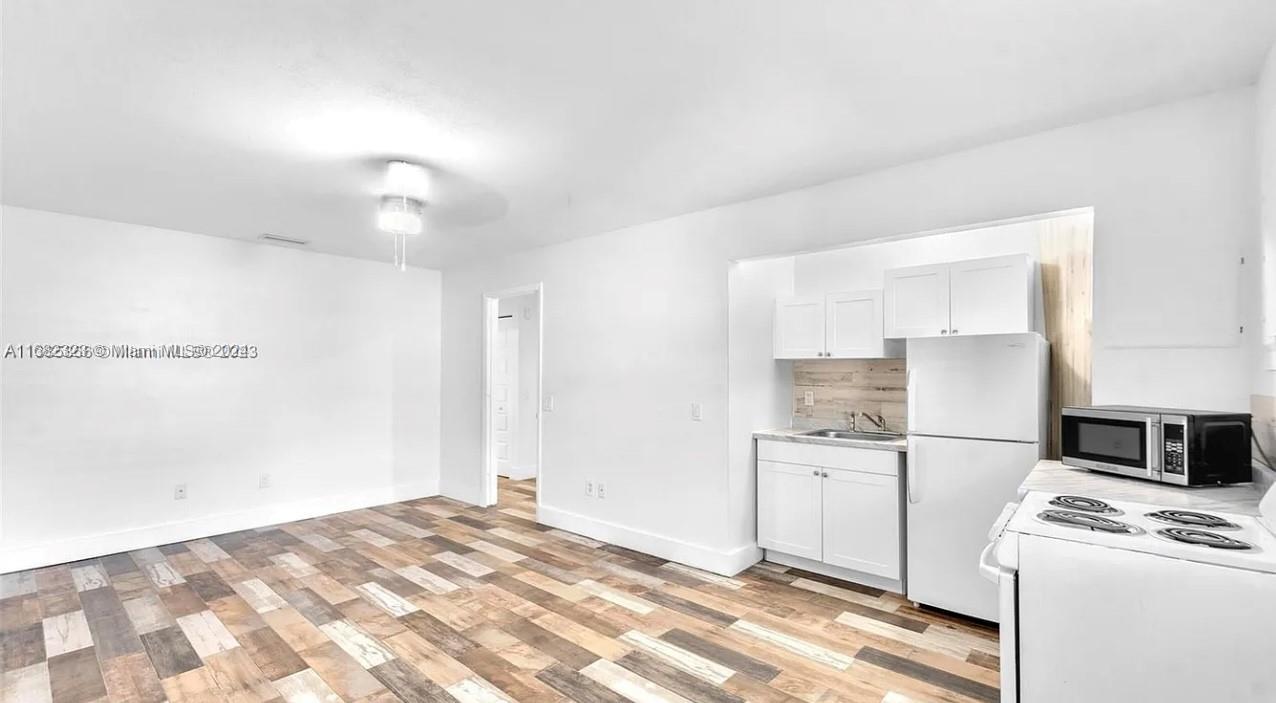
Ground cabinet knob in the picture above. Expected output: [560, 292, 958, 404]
[940, 329, 948, 335]
[821, 472, 829, 478]
[951, 329, 958, 334]
[812, 469, 820, 476]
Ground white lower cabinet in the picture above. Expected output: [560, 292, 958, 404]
[756, 460, 823, 561]
[821, 470, 900, 578]
[756, 440, 902, 581]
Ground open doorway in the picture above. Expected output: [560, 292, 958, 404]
[482, 284, 542, 510]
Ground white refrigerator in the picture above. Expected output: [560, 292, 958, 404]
[905, 332, 1048, 622]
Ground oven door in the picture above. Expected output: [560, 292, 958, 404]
[1060, 409, 1160, 481]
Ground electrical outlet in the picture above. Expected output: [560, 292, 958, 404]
[803, 390, 815, 407]
[174, 484, 187, 500]
[585, 480, 594, 497]
[690, 402, 703, 421]
[259, 473, 271, 489]
[597, 482, 606, 499]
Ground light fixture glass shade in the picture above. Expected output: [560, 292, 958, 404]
[384, 161, 430, 200]
[377, 194, 424, 235]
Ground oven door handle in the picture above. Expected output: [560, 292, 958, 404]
[978, 540, 1001, 583]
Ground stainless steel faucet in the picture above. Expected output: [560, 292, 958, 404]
[857, 411, 888, 432]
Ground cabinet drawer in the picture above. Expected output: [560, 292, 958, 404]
[758, 440, 900, 476]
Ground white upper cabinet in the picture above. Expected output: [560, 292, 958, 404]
[774, 296, 826, 358]
[825, 290, 886, 358]
[775, 290, 898, 359]
[883, 263, 950, 339]
[885, 254, 1034, 338]
[948, 255, 1033, 336]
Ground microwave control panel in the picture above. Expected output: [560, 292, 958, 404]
[1162, 422, 1185, 475]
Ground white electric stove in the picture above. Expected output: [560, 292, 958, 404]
[981, 487, 1276, 702]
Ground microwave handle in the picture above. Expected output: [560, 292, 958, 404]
[1147, 421, 1160, 478]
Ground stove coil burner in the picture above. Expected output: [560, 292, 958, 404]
[1145, 510, 1239, 531]
[1048, 495, 1120, 515]
[1155, 528, 1253, 550]
[1038, 509, 1140, 534]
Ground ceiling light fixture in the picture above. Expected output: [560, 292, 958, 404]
[378, 161, 429, 271]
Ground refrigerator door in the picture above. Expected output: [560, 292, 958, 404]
[906, 435, 1039, 621]
[907, 333, 1046, 443]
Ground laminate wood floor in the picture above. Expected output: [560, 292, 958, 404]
[0, 478, 999, 702]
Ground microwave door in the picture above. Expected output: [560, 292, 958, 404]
[1062, 410, 1160, 481]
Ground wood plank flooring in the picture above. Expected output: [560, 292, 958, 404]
[0, 478, 1000, 702]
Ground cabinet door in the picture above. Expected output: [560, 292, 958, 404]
[774, 296, 826, 359]
[884, 264, 950, 338]
[821, 469, 900, 578]
[825, 290, 884, 358]
[948, 254, 1032, 336]
[757, 461, 823, 560]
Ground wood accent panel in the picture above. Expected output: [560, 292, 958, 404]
[0, 478, 1001, 702]
[1038, 214, 1094, 458]
[791, 359, 907, 433]
[1249, 395, 1276, 488]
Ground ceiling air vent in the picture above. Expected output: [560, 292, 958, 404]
[258, 233, 309, 248]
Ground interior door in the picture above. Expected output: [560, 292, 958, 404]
[948, 254, 1031, 336]
[756, 460, 823, 560]
[774, 296, 826, 358]
[825, 290, 883, 358]
[906, 435, 1039, 622]
[492, 317, 519, 477]
[884, 263, 950, 338]
[821, 469, 900, 578]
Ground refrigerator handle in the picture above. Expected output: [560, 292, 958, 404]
[906, 368, 916, 430]
[906, 440, 918, 504]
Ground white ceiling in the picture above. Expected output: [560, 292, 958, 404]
[5, 1, 1276, 268]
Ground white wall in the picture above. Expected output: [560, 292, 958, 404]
[0, 207, 443, 571]
[442, 87, 1258, 574]
[497, 292, 539, 478]
[727, 258, 794, 560]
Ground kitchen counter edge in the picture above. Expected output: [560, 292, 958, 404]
[754, 428, 907, 453]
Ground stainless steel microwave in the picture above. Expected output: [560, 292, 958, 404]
[1061, 405, 1252, 485]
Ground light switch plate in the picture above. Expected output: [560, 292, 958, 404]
[542, 395, 555, 412]
[690, 402, 703, 421]
[803, 391, 815, 407]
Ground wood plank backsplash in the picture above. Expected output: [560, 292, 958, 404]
[791, 358, 907, 433]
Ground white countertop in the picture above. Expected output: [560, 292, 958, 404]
[753, 427, 907, 452]
[1020, 460, 1268, 516]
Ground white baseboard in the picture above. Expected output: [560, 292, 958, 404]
[764, 550, 904, 594]
[0, 481, 439, 574]
[499, 465, 538, 481]
[537, 503, 762, 576]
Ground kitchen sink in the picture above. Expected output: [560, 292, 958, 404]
[800, 429, 902, 441]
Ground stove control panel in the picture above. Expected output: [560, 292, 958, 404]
[1162, 422, 1185, 475]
